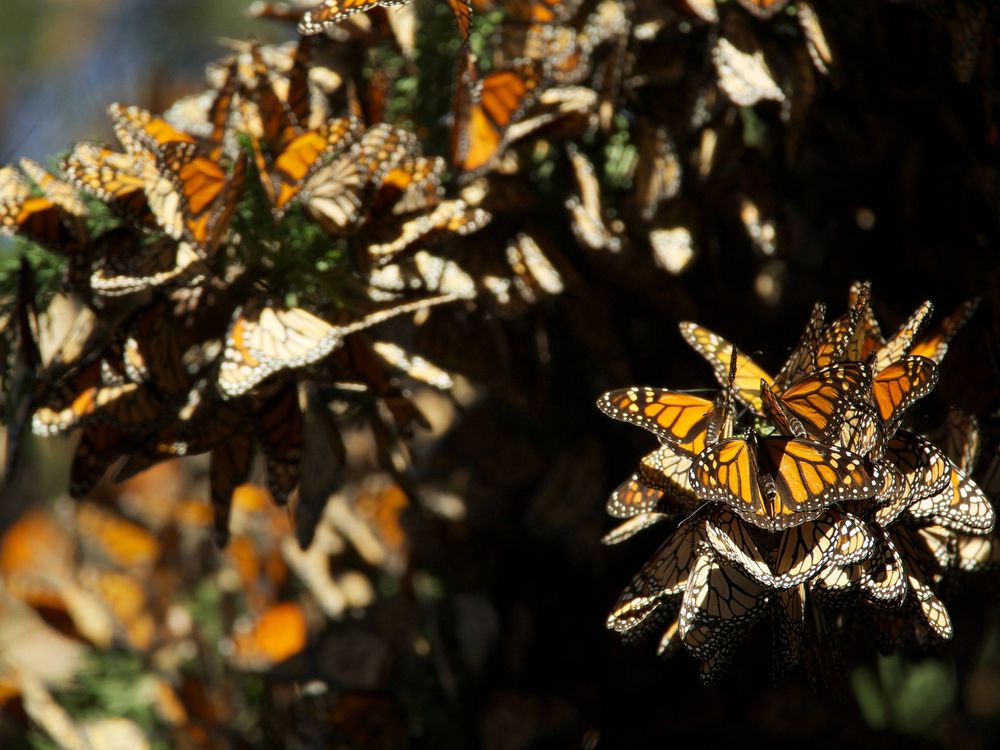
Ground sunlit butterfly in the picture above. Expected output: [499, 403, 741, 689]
[711, 36, 785, 108]
[565, 144, 621, 252]
[870, 355, 938, 429]
[367, 199, 491, 260]
[452, 55, 544, 176]
[62, 142, 153, 227]
[759, 362, 871, 443]
[299, 0, 473, 44]
[217, 295, 458, 398]
[706, 507, 864, 589]
[690, 432, 881, 532]
[230, 601, 309, 670]
[680, 306, 851, 419]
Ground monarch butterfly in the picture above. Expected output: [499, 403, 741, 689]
[689, 434, 881, 532]
[0, 165, 85, 256]
[452, 56, 544, 176]
[908, 298, 979, 364]
[638, 443, 703, 507]
[883, 430, 953, 504]
[90, 235, 204, 298]
[299, 0, 473, 43]
[505, 232, 565, 304]
[856, 527, 907, 606]
[140, 140, 247, 250]
[118, 301, 196, 398]
[680, 318, 817, 415]
[255, 385, 304, 505]
[31, 363, 161, 437]
[367, 250, 478, 301]
[736, 0, 790, 19]
[299, 124, 417, 234]
[367, 199, 491, 260]
[772, 585, 806, 678]
[19, 158, 88, 223]
[597, 388, 726, 454]
[299, 149, 368, 234]
[870, 355, 938, 427]
[371, 341, 455, 390]
[109, 104, 247, 250]
[908, 462, 994, 534]
[892, 525, 954, 640]
[828, 401, 885, 459]
[844, 280, 883, 361]
[606, 516, 708, 635]
[711, 36, 785, 108]
[377, 155, 446, 215]
[871, 300, 934, 373]
[601, 341, 737, 450]
[678, 552, 768, 655]
[797, 2, 833, 75]
[230, 601, 309, 670]
[633, 121, 681, 221]
[78, 566, 157, 651]
[829, 513, 876, 565]
[62, 142, 152, 226]
[706, 507, 865, 589]
[75, 503, 160, 572]
[249, 116, 362, 218]
[217, 295, 459, 398]
[601, 510, 671, 546]
[954, 529, 1000, 572]
[565, 144, 621, 252]
[935, 408, 980, 475]
[759, 362, 872, 442]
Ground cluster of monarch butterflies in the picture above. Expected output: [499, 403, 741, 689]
[0, 466, 421, 747]
[0, 6, 602, 546]
[599, 282, 998, 683]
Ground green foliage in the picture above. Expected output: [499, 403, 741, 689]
[851, 654, 957, 736]
[49, 652, 170, 750]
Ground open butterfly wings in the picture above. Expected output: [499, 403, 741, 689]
[452, 56, 545, 176]
[689, 436, 881, 532]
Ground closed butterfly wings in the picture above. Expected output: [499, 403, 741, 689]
[218, 295, 459, 398]
[108, 103, 246, 251]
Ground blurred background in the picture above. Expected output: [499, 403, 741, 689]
[0, 0, 263, 163]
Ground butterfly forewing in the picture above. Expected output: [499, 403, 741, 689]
[679, 322, 773, 414]
[597, 388, 717, 452]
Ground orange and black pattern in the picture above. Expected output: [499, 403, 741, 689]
[602, 283, 993, 682]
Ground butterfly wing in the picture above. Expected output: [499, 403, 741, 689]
[597, 388, 718, 452]
[871, 355, 938, 427]
[908, 298, 979, 364]
[679, 322, 773, 414]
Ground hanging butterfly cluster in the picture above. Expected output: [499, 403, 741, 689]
[0, 22, 599, 546]
[599, 283, 997, 682]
